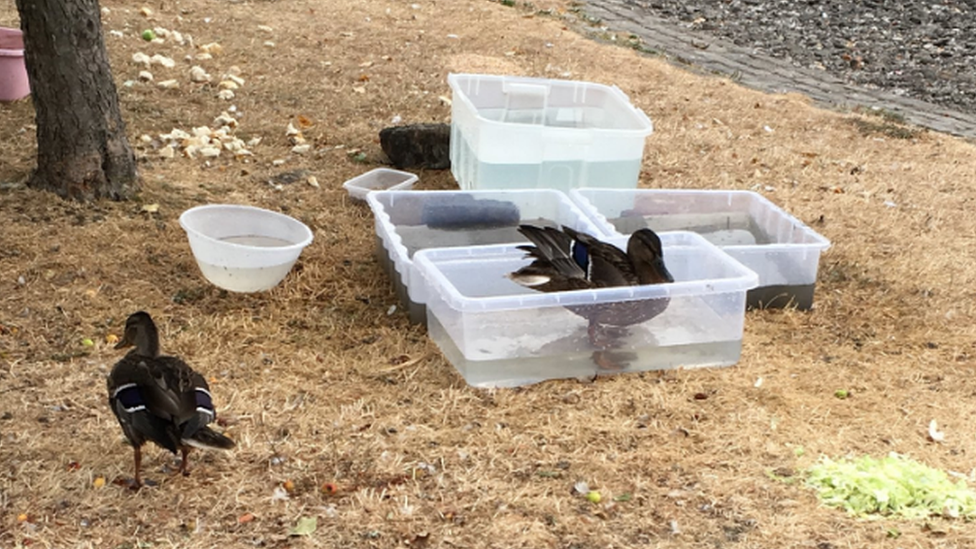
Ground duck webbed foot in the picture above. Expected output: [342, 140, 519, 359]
[586, 321, 632, 349]
[592, 349, 638, 371]
[179, 447, 193, 477]
[587, 321, 637, 371]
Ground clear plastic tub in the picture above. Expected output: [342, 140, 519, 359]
[343, 168, 418, 201]
[179, 204, 313, 293]
[448, 73, 653, 192]
[0, 27, 29, 102]
[367, 189, 611, 324]
[570, 188, 831, 309]
[414, 231, 759, 388]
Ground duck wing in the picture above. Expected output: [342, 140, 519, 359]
[154, 356, 221, 442]
[108, 352, 223, 453]
[560, 227, 639, 287]
[107, 355, 181, 454]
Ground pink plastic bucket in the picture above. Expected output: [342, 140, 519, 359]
[0, 27, 30, 102]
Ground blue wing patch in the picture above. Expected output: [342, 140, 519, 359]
[113, 383, 146, 413]
[195, 387, 215, 419]
[571, 241, 590, 273]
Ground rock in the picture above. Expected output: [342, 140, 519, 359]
[150, 54, 176, 69]
[190, 66, 212, 83]
[624, 0, 976, 116]
[379, 123, 451, 170]
[199, 42, 223, 56]
[269, 169, 308, 185]
[132, 52, 151, 66]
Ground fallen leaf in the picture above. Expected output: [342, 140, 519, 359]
[238, 512, 255, 524]
[290, 516, 317, 536]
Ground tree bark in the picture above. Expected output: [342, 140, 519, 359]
[15, 0, 138, 201]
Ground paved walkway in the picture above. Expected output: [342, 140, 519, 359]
[581, 0, 976, 140]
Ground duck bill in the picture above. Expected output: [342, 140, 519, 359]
[654, 259, 675, 283]
[113, 334, 133, 350]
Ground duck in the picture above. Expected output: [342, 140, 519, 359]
[107, 311, 234, 488]
[508, 225, 675, 369]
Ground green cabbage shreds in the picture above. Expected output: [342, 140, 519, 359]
[805, 453, 976, 519]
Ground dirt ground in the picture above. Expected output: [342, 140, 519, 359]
[2, 0, 976, 547]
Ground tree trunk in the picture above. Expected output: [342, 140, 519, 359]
[15, 0, 138, 201]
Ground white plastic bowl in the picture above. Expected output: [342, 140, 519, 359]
[179, 204, 313, 293]
[343, 168, 418, 201]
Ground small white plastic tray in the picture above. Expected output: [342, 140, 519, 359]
[343, 168, 418, 201]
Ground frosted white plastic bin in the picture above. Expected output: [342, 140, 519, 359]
[179, 204, 313, 293]
[414, 231, 759, 388]
[570, 188, 831, 309]
[367, 189, 611, 324]
[343, 168, 418, 201]
[448, 73, 653, 192]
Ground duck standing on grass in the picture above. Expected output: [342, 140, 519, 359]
[107, 311, 234, 488]
[508, 225, 675, 370]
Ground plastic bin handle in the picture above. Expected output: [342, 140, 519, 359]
[502, 82, 549, 97]
[501, 82, 549, 125]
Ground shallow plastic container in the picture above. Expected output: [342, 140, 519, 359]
[367, 189, 610, 324]
[570, 188, 831, 309]
[0, 27, 29, 102]
[179, 204, 313, 293]
[414, 232, 759, 388]
[448, 73, 653, 192]
[343, 168, 418, 201]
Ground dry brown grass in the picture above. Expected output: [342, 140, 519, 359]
[3, 0, 976, 547]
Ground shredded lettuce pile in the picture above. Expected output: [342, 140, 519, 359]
[805, 453, 976, 519]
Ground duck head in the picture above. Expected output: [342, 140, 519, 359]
[114, 311, 161, 357]
[627, 228, 675, 285]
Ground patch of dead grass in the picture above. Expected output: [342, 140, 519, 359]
[3, 0, 976, 547]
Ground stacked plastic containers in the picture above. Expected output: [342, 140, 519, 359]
[364, 73, 828, 387]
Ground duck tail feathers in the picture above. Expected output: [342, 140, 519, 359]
[183, 426, 235, 451]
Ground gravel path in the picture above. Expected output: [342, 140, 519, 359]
[621, 0, 976, 116]
[578, 0, 976, 138]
